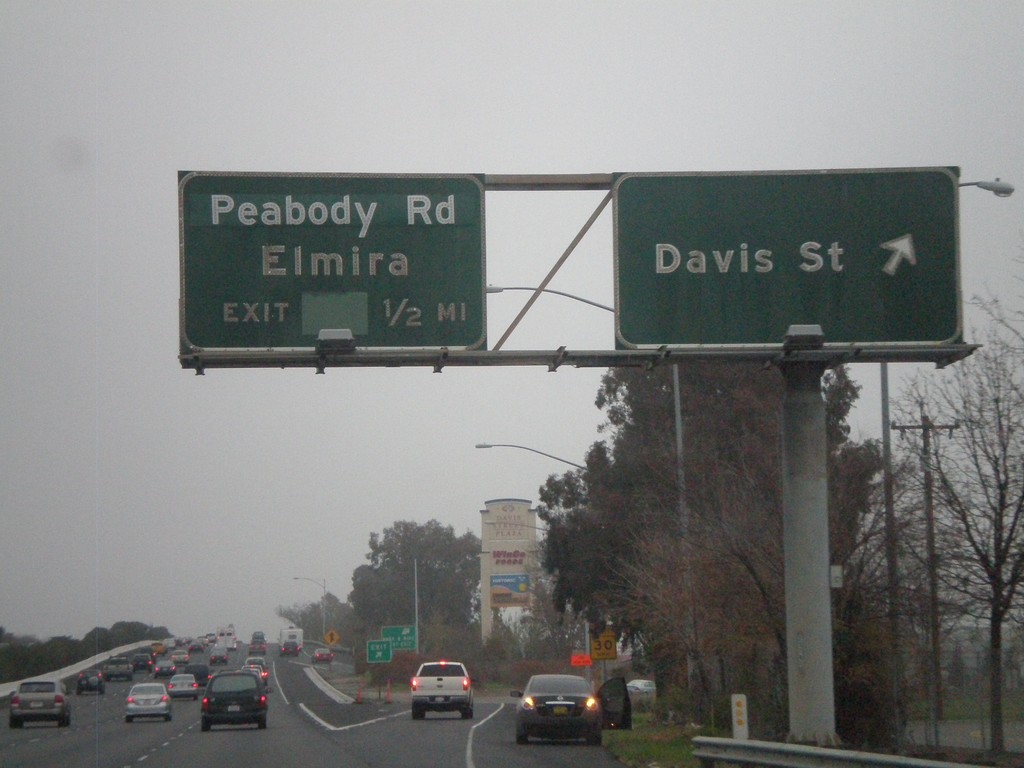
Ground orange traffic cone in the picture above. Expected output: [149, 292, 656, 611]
[356, 685, 363, 704]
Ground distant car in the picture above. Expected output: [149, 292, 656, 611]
[131, 653, 154, 673]
[153, 659, 177, 678]
[626, 679, 656, 696]
[249, 641, 267, 654]
[103, 656, 134, 681]
[312, 648, 334, 664]
[279, 640, 300, 657]
[201, 671, 268, 731]
[9, 679, 71, 728]
[125, 682, 171, 722]
[170, 650, 190, 666]
[76, 668, 106, 695]
[244, 656, 270, 682]
[188, 641, 205, 654]
[182, 663, 211, 687]
[209, 647, 229, 665]
[512, 674, 632, 745]
[167, 674, 201, 700]
[150, 641, 167, 656]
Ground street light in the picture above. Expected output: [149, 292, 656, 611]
[879, 175, 1015, 748]
[475, 442, 585, 469]
[292, 576, 327, 641]
[958, 178, 1015, 197]
[486, 285, 614, 313]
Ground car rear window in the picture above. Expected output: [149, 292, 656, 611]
[529, 676, 591, 695]
[420, 663, 466, 677]
[210, 675, 257, 692]
[19, 681, 56, 693]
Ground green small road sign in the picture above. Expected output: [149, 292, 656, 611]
[613, 168, 960, 349]
[382, 625, 417, 652]
[367, 639, 392, 664]
[179, 172, 486, 355]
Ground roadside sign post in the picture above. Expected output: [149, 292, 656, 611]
[614, 168, 960, 349]
[381, 625, 417, 653]
[179, 172, 486, 356]
[366, 640, 392, 664]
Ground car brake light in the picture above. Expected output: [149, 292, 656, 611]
[259, 694, 267, 708]
[126, 696, 136, 703]
[410, 677, 419, 691]
[201, 697, 209, 711]
[54, 694, 65, 704]
[463, 677, 470, 691]
[161, 695, 169, 702]
[11, 695, 20, 706]
[585, 697, 598, 710]
[523, 696, 535, 709]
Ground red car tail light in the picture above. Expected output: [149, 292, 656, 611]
[410, 677, 420, 691]
[462, 677, 470, 691]
[11, 695, 20, 707]
[259, 694, 267, 707]
[201, 697, 210, 711]
[126, 696, 136, 704]
[54, 694, 65, 704]
[161, 695, 169, 702]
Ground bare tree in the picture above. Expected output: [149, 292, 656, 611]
[896, 326, 1024, 753]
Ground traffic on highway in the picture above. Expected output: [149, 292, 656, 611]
[1, 638, 628, 768]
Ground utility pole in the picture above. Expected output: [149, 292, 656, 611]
[893, 405, 958, 746]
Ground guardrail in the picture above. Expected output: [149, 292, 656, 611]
[692, 737, 974, 768]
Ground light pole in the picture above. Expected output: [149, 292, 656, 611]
[475, 442, 584, 469]
[879, 176, 1014, 747]
[293, 576, 327, 641]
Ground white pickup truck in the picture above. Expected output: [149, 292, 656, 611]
[410, 660, 473, 719]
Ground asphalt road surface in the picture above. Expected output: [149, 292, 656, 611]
[1, 644, 625, 768]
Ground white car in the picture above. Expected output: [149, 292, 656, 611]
[167, 674, 201, 700]
[125, 683, 171, 722]
[626, 679, 656, 696]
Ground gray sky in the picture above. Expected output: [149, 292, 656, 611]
[2, 1, 1022, 641]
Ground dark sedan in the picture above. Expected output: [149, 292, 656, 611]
[512, 674, 631, 745]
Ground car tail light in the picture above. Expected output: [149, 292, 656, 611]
[585, 696, 598, 710]
[522, 696, 535, 710]
[168, 683, 175, 690]
[54, 694, 65, 704]
[192, 682, 200, 689]
[161, 695, 169, 702]
[201, 697, 210, 711]
[462, 677, 470, 691]
[11, 695, 20, 707]
[126, 696, 136, 703]
[410, 677, 419, 691]
[258, 694, 267, 708]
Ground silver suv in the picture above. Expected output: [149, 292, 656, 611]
[9, 679, 71, 728]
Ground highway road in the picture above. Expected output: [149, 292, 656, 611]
[0, 644, 625, 768]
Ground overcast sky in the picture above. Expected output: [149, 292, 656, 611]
[2, 1, 1022, 642]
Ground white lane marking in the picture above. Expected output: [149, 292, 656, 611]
[270, 661, 289, 706]
[303, 667, 355, 704]
[467, 704, 504, 768]
[298, 702, 406, 731]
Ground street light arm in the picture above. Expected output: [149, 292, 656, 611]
[959, 178, 1015, 197]
[486, 285, 613, 313]
[475, 442, 585, 469]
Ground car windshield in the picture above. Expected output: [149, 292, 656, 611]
[419, 663, 466, 677]
[20, 681, 56, 693]
[130, 684, 164, 696]
[527, 676, 591, 695]
[210, 675, 257, 693]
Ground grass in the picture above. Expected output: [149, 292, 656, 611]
[603, 713, 702, 768]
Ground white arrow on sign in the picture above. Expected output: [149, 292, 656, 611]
[881, 234, 917, 276]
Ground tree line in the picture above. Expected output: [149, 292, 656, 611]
[0, 622, 171, 683]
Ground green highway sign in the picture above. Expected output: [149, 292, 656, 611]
[613, 168, 961, 349]
[367, 639, 392, 664]
[382, 625, 417, 652]
[179, 172, 486, 353]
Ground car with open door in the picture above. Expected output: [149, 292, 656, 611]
[512, 674, 630, 745]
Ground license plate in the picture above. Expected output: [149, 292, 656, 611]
[551, 705, 568, 716]
[30, 701, 44, 709]
[228, 704, 240, 712]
